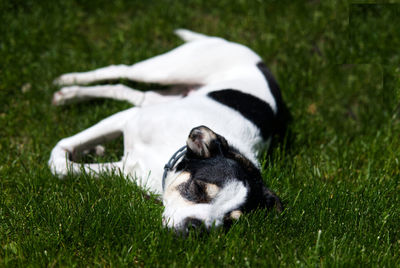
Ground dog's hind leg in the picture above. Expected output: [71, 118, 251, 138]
[52, 84, 180, 106]
[54, 31, 257, 86]
[49, 109, 133, 178]
[54, 64, 138, 86]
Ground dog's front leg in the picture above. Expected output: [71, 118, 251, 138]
[49, 109, 133, 178]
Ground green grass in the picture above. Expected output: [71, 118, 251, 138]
[350, 3, 400, 64]
[1, 0, 400, 266]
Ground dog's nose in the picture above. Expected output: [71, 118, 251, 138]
[183, 217, 203, 230]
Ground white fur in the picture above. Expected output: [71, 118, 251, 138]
[49, 29, 277, 229]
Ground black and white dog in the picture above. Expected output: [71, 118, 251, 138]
[49, 29, 287, 232]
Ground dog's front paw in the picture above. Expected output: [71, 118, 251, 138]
[48, 146, 72, 178]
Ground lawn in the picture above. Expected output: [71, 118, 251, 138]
[1, 0, 400, 266]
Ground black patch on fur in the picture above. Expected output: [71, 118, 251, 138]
[207, 89, 275, 139]
[256, 61, 291, 140]
[256, 62, 281, 105]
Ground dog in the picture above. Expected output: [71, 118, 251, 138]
[49, 29, 288, 232]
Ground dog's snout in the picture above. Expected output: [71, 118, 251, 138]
[183, 218, 203, 230]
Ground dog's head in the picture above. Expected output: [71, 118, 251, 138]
[162, 126, 282, 233]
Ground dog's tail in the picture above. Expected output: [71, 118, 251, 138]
[174, 29, 209, 42]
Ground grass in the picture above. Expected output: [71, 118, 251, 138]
[1, 0, 400, 266]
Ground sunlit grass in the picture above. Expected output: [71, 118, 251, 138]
[1, 1, 399, 266]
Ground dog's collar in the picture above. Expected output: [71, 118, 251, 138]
[162, 146, 187, 191]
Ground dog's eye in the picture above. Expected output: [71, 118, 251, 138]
[189, 180, 206, 198]
[215, 134, 229, 150]
[178, 180, 206, 203]
[178, 180, 218, 204]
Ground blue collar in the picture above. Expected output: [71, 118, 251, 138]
[162, 146, 187, 191]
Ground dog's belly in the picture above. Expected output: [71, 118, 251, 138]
[121, 95, 262, 194]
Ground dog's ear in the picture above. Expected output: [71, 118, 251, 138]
[262, 186, 283, 213]
[215, 133, 229, 150]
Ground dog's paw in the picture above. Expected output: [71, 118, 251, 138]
[48, 146, 72, 178]
[52, 86, 79, 105]
[53, 73, 79, 86]
[52, 91, 65, 106]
